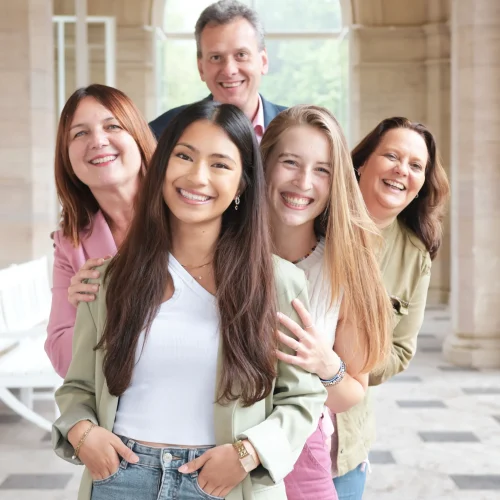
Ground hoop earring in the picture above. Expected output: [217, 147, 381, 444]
[415, 193, 419, 199]
[234, 196, 240, 211]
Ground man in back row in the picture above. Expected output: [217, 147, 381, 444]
[149, 0, 285, 141]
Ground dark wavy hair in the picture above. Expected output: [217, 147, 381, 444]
[97, 101, 278, 406]
[352, 117, 450, 260]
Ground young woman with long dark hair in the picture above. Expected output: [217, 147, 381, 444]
[52, 100, 326, 500]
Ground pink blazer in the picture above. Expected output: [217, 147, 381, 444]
[45, 211, 117, 378]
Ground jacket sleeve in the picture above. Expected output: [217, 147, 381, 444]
[52, 300, 99, 465]
[369, 260, 431, 386]
[237, 285, 327, 482]
[45, 232, 76, 378]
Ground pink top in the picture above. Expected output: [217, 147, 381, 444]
[45, 211, 117, 378]
[252, 95, 265, 143]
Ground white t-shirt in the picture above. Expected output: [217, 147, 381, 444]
[295, 237, 342, 348]
[113, 255, 220, 446]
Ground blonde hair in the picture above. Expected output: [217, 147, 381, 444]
[261, 105, 391, 372]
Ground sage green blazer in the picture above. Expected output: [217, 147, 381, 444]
[335, 219, 432, 476]
[52, 256, 326, 500]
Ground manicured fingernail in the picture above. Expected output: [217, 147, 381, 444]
[277, 312, 282, 318]
[178, 465, 188, 473]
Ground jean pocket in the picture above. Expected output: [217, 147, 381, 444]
[92, 458, 127, 486]
[191, 473, 224, 499]
[303, 440, 332, 476]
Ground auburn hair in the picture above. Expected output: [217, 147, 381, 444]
[98, 101, 278, 406]
[352, 117, 450, 260]
[54, 84, 157, 246]
[261, 105, 392, 373]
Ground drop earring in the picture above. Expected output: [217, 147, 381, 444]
[234, 196, 240, 210]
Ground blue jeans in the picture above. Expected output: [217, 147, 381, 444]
[333, 463, 367, 500]
[90, 436, 223, 500]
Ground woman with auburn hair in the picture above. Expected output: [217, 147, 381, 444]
[333, 117, 449, 499]
[52, 101, 326, 500]
[45, 84, 156, 378]
[261, 105, 392, 499]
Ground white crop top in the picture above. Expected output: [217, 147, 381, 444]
[113, 255, 220, 446]
[295, 237, 342, 348]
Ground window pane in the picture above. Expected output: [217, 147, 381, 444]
[255, 0, 342, 32]
[259, 38, 349, 132]
[164, 0, 341, 33]
[158, 39, 207, 112]
[164, 0, 251, 33]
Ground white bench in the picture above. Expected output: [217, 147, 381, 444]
[0, 257, 62, 432]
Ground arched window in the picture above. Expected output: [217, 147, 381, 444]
[158, 0, 349, 132]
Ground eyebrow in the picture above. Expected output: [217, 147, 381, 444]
[206, 46, 251, 55]
[69, 116, 116, 131]
[382, 145, 426, 163]
[279, 152, 330, 167]
[176, 142, 236, 164]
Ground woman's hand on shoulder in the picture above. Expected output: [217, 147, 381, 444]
[68, 421, 139, 481]
[276, 298, 340, 380]
[67, 256, 111, 307]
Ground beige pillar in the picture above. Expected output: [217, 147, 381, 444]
[444, 0, 500, 368]
[350, 24, 427, 142]
[423, 10, 451, 304]
[0, 0, 57, 269]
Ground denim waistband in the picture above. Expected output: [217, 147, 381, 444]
[119, 436, 214, 469]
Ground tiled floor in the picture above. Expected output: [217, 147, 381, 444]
[0, 308, 499, 499]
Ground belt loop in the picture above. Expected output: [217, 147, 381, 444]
[188, 448, 197, 462]
[120, 437, 136, 470]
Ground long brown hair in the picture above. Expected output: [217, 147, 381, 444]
[98, 101, 278, 406]
[261, 105, 391, 373]
[352, 117, 450, 260]
[54, 84, 157, 246]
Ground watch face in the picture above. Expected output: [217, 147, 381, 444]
[240, 454, 256, 472]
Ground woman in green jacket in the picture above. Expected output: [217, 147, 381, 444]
[52, 100, 326, 500]
[332, 117, 450, 498]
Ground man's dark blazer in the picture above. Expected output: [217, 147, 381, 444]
[149, 94, 286, 140]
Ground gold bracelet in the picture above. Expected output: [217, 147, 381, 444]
[72, 422, 96, 460]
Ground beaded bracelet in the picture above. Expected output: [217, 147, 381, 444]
[72, 422, 96, 460]
[320, 359, 346, 387]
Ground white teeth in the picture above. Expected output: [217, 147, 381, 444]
[90, 155, 117, 165]
[221, 82, 242, 88]
[282, 194, 311, 207]
[384, 180, 405, 190]
[179, 189, 210, 202]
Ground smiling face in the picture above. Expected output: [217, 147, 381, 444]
[197, 17, 268, 119]
[357, 127, 428, 223]
[163, 119, 243, 227]
[67, 97, 142, 192]
[266, 125, 332, 230]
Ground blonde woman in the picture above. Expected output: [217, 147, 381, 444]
[261, 105, 391, 499]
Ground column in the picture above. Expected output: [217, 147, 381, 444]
[349, 24, 427, 142]
[0, 0, 57, 268]
[444, 0, 500, 368]
[423, 16, 451, 304]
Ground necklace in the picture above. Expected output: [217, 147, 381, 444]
[181, 261, 212, 280]
[292, 237, 320, 265]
